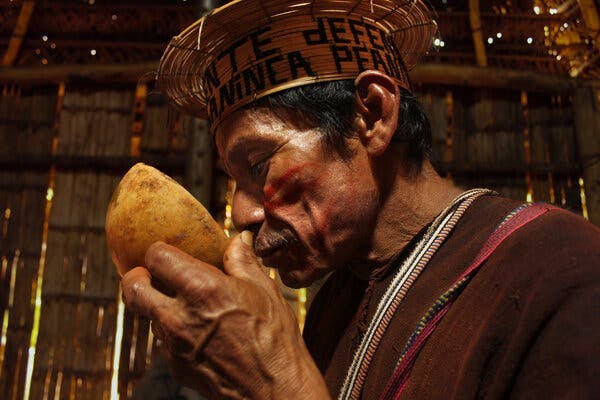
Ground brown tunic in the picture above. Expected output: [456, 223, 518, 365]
[304, 195, 600, 399]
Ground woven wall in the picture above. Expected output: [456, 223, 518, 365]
[0, 82, 589, 400]
[0, 86, 56, 399]
[0, 83, 192, 399]
[35, 87, 135, 400]
[416, 85, 584, 214]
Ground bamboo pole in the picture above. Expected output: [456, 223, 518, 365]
[573, 86, 600, 224]
[411, 64, 585, 93]
[1, 1, 35, 67]
[578, 0, 600, 37]
[469, 0, 487, 67]
[444, 90, 454, 176]
[0, 63, 159, 85]
[571, 0, 600, 77]
[521, 91, 534, 202]
[0, 63, 595, 92]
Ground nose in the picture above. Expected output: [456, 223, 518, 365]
[231, 188, 264, 233]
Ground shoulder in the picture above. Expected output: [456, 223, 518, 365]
[464, 202, 600, 342]
[458, 194, 600, 281]
[432, 202, 600, 398]
[490, 206, 600, 398]
[496, 204, 600, 284]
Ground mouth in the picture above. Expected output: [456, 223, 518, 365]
[255, 244, 279, 259]
[254, 230, 298, 259]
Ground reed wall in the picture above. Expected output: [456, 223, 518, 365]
[0, 81, 591, 399]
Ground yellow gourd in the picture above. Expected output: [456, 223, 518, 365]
[106, 163, 228, 276]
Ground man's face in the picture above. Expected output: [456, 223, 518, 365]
[216, 107, 379, 287]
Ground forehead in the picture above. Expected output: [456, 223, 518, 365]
[215, 106, 307, 158]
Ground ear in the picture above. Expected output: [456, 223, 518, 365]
[354, 70, 400, 157]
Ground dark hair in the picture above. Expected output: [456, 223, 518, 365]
[254, 80, 432, 165]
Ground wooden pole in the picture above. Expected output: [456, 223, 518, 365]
[0, 38, 167, 50]
[469, 0, 487, 67]
[1, 1, 35, 67]
[521, 91, 534, 202]
[572, 0, 600, 77]
[185, 118, 213, 206]
[0, 62, 595, 92]
[410, 64, 586, 92]
[556, 0, 577, 14]
[573, 86, 600, 225]
[0, 63, 158, 85]
[578, 0, 600, 36]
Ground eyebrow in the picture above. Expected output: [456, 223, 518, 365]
[223, 137, 277, 175]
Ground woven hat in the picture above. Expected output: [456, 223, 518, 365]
[157, 0, 437, 133]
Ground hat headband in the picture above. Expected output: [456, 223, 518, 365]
[205, 15, 411, 127]
[157, 0, 437, 133]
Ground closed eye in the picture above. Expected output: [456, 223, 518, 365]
[250, 159, 268, 179]
[248, 142, 285, 180]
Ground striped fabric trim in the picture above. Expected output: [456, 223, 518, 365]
[396, 203, 533, 361]
[398, 275, 469, 362]
[497, 203, 530, 228]
[338, 188, 495, 400]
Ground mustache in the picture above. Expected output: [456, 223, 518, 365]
[254, 228, 297, 257]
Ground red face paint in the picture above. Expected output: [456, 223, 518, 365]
[264, 163, 313, 212]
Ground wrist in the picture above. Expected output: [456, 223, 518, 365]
[268, 334, 331, 400]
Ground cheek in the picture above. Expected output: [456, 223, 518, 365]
[313, 202, 335, 239]
[263, 163, 317, 213]
[313, 176, 373, 240]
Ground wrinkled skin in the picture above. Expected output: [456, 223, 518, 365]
[216, 109, 380, 288]
[122, 234, 329, 399]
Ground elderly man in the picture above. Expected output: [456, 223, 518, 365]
[122, 0, 600, 399]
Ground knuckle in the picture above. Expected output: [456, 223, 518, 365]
[122, 279, 142, 309]
[186, 274, 218, 294]
[144, 241, 170, 268]
[225, 240, 250, 263]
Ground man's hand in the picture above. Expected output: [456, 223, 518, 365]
[121, 231, 330, 400]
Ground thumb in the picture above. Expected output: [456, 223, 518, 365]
[223, 231, 270, 286]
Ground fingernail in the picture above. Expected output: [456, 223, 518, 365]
[241, 230, 253, 247]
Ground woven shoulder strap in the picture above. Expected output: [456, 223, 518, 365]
[380, 203, 561, 400]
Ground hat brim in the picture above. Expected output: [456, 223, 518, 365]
[157, 0, 437, 125]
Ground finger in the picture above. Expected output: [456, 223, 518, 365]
[223, 231, 275, 291]
[121, 266, 174, 320]
[144, 241, 224, 295]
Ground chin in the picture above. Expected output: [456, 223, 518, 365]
[262, 250, 307, 288]
[279, 262, 331, 288]
[279, 269, 311, 288]
[265, 249, 330, 288]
